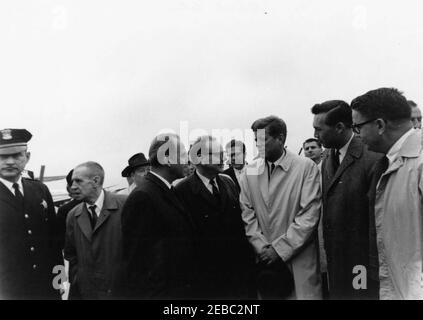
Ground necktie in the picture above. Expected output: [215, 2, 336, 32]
[268, 163, 276, 180]
[12, 183, 24, 206]
[209, 179, 220, 203]
[333, 149, 340, 172]
[89, 205, 97, 229]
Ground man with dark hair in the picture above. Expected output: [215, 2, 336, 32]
[303, 138, 323, 165]
[64, 162, 127, 299]
[175, 136, 255, 298]
[0, 128, 62, 299]
[240, 116, 322, 299]
[408, 100, 422, 129]
[351, 87, 423, 299]
[223, 139, 247, 192]
[120, 133, 195, 299]
[312, 100, 381, 299]
[57, 169, 82, 250]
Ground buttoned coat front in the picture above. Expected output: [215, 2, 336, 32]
[239, 150, 322, 299]
[64, 191, 127, 299]
[321, 136, 381, 299]
[0, 178, 62, 299]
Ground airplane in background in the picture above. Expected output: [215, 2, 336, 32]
[24, 166, 123, 207]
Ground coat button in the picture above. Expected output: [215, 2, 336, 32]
[30, 247, 35, 252]
[28, 230, 32, 235]
[24, 214, 29, 219]
[32, 264, 37, 270]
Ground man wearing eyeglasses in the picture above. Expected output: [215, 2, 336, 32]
[311, 101, 381, 300]
[408, 100, 422, 129]
[175, 136, 255, 299]
[351, 88, 423, 300]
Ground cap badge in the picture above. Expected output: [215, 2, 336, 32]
[1, 129, 12, 140]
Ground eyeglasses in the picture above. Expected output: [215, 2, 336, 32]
[352, 118, 377, 134]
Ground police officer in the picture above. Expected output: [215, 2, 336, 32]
[0, 128, 63, 299]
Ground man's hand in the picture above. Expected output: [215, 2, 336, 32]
[258, 244, 281, 265]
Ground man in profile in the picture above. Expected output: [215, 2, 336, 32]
[118, 152, 150, 195]
[120, 133, 196, 299]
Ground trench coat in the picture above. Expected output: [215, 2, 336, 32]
[239, 150, 322, 299]
[374, 129, 423, 299]
[64, 191, 127, 299]
[321, 136, 381, 299]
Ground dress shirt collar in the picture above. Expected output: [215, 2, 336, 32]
[196, 170, 218, 193]
[150, 171, 172, 189]
[85, 189, 104, 216]
[0, 175, 24, 196]
[386, 127, 415, 166]
[338, 133, 354, 164]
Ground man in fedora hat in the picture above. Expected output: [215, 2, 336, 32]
[118, 153, 150, 195]
[0, 128, 63, 299]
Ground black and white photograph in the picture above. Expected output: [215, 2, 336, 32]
[1, 0, 423, 309]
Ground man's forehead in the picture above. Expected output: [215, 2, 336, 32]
[313, 113, 327, 126]
[352, 110, 366, 121]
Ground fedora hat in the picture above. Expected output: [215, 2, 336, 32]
[121, 153, 149, 177]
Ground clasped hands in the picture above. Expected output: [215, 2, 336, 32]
[258, 244, 281, 265]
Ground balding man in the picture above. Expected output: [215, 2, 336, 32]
[64, 162, 127, 299]
[120, 133, 195, 299]
[175, 136, 255, 299]
[408, 100, 422, 129]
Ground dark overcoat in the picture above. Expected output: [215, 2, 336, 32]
[175, 172, 255, 299]
[120, 172, 196, 299]
[321, 136, 381, 299]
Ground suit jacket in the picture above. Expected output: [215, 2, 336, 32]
[120, 172, 196, 299]
[0, 178, 62, 299]
[223, 167, 241, 193]
[174, 172, 255, 299]
[64, 191, 127, 299]
[321, 136, 381, 299]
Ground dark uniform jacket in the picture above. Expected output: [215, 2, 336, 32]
[175, 172, 255, 299]
[321, 136, 381, 299]
[0, 178, 62, 299]
[120, 172, 196, 299]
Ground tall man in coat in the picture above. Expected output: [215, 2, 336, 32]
[351, 88, 423, 299]
[64, 162, 127, 299]
[311, 100, 381, 299]
[175, 136, 255, 299]
[120, 133, 196, 299]
[240, 116, 322, 299]
[0, 128, 62, 299]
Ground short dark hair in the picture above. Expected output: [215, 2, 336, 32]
[311, 100, 352, 127]
[225, 139, 246, 154]
[251, 115, 287, 138]
[408, 100, 417, 108]
[149, 133, 180, 168]
[303, 138, 322, 148]
[351, 88, 411, 121]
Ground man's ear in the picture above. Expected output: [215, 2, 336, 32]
[376, 118, 387, 134]
[25, 151, 31, 162]
[335, 122, 345, 133]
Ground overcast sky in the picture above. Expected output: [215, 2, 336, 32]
[2, 0, 423, 189]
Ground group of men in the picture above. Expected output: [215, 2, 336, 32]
[0, 87, 422, 300]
